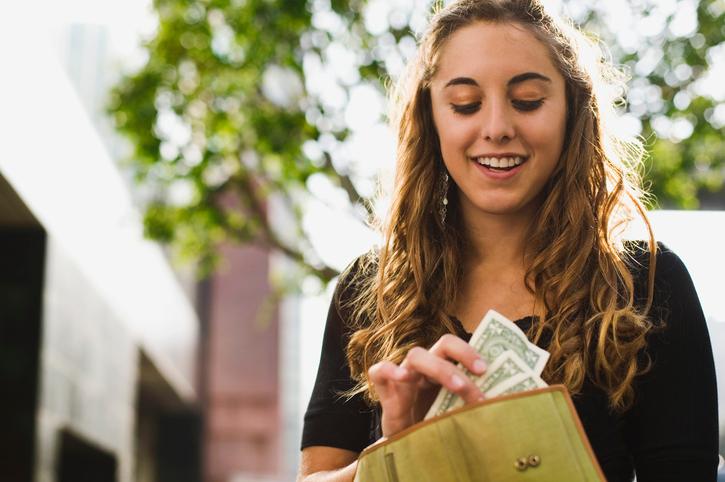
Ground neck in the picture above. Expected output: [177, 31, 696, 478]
[459, 199, 536, 272]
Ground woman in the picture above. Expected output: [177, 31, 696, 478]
[298, 1, 718, 481]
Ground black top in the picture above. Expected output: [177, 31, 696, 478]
[301, 243, 719, 481]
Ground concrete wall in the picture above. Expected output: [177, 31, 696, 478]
[34, 239, 138, 482]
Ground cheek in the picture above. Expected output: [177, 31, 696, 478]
[435, 114, 477, 153]
[527, 112, 566, 158]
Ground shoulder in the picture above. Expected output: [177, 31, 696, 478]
[332, 250, 379, 328]
[623, 240, 703, 336]
[333, 250, 379, 305]
[623, 240, 686, 275]
[622, 241, 692, 302]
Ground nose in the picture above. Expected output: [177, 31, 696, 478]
[479, 98, 516, 143]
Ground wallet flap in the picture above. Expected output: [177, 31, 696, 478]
[355, 385, 606, 482]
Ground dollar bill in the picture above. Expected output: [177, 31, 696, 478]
[486, 371, 547, 397]
[477, 351, 532, 394]
[468, 310, 549, 373]
[428, 351, 532, 415]
[424, 310, 549, 420]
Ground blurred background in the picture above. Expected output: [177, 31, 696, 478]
[0, 0, 723, 481]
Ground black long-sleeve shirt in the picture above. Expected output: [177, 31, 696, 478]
[301, 243, 719, 481]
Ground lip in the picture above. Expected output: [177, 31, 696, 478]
[470, 155, 529, 180]
[473, 152, 528, 159]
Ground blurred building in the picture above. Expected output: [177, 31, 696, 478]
[0, 3, 298, 482]
[0, 12, 202, 482]
[201, 245, 294, 482]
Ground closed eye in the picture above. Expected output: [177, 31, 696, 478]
[450, 102, 481, 115]
[450, 98, 546, 115]
[513, 99, 545, 111]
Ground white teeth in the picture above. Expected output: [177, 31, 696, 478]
[474, 156, 525, 167]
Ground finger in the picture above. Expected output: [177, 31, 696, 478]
[402, 347, 484, 404]
[368, 361, 420, 436]
[368, 361, 414, 398]
[429, 334, 487, 376]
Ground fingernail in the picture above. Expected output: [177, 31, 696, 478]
[473, 359, 487, 374]
[451, 374, 465, 389]
[396, 366, 409, 378]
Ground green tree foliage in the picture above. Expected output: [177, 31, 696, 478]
[574, 0, 725, 209]
[109, 0, 724, 283]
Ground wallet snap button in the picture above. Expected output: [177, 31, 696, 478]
[528, 455, 541, 467]
[514, 457, 528, 471]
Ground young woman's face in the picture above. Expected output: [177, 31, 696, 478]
[430, 21, 567, 219]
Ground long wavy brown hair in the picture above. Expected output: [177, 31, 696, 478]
[341, 0, 657, 411]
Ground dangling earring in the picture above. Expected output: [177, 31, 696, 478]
[439, 171, 449, 225]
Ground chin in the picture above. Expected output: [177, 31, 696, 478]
[480, 197, 546, 218]
[467, 200, 521, 215]
[481, 205, 525, 216]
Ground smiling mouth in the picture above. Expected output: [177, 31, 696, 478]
[471, 155, 528, 172]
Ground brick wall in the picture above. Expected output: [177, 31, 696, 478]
[204, 243, 280, 481]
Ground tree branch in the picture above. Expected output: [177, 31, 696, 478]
[322, 151, 376, 220]
[226, 171, 339, 282]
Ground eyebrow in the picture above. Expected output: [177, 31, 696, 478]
[444, 72, 552, 88]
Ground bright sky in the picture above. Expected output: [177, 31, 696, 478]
[44, 0, 157, 65]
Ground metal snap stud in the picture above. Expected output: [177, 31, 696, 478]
[527, 454, 541, 467]
[515, 457, 528, 471]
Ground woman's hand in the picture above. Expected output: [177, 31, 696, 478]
[367, 334, 487, 437]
